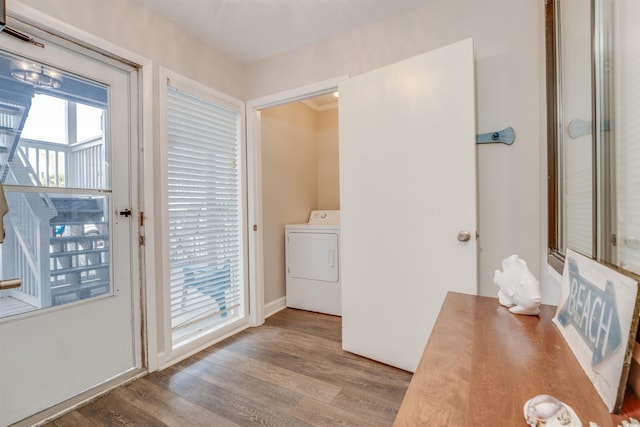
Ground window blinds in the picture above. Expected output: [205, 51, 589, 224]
[614, 1, 640, 274]
[166, 84, 243, 345]
[560, 0, 593, 258]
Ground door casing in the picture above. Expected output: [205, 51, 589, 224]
[245, 76, 346, 326]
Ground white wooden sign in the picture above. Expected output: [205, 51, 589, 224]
[553, 249, 640, 413]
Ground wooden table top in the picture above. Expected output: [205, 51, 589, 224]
[393, 292, 640, 426]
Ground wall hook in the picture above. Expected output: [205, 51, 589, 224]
[476, 127, 515, 145]
[567, 119, 610, 139]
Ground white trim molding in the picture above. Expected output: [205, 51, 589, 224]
[264, 297, 287, 318]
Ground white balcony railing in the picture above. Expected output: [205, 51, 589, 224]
[19, 136, 104, 189]
[1, 136, 106, 314]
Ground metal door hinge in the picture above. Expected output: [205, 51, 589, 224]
[611, 234, 617, 246]
[139, 211, 145, 227]
[139, 235, 145, 245]
[253, 224, 258, 231]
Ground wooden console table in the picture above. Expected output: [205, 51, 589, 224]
[393, 292, 640, 426]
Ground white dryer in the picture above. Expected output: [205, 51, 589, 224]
[285, 210, 341, 316]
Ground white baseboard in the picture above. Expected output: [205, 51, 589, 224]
[264, 297, 287, 318]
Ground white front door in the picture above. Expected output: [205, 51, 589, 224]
[339, 38, 477, 372]
[0, 30, 139, 425]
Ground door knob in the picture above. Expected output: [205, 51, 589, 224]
[457, 230, 471, 242]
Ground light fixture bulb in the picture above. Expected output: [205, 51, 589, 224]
[10, 60, 63, 89]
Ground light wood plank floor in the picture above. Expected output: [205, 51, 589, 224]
[45, 309, 412, 426]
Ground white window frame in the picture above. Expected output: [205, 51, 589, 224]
[158, 67, 249, 367]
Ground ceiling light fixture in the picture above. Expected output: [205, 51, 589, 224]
[10, 61, 63, 89]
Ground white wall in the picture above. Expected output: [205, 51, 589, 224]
[246, 0, 550, 301]
[14, 0, 244, 99]
[261, 102, 318, 304]
[317, 109, 340, 210]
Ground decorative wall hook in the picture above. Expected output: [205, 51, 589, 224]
[476, 127, 515, 145]
[567, 119, 611, 139]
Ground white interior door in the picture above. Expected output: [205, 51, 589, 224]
[0, 31, 138, 425]
[339, 38, 477, 372]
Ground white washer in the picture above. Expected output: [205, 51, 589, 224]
[285, 210, 341, 315]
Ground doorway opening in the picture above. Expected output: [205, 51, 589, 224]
[260, 93, 340, 317]
[246, 77, 343, 326]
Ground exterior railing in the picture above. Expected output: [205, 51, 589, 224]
[2, 150, 56, 307]
[69, 138, 106, 189]
[19, 136, 104, 189]
[3, 191, 55, 307]
[1, 136, 105, 310]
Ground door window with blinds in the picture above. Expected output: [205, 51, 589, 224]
[162, 70, 246, 351]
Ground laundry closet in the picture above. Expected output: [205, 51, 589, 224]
[259, 94, 340, 313]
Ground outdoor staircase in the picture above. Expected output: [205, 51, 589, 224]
[0, 82, 110, 308]
[49, 197, 109, 305]
[0, 77, 34, 181]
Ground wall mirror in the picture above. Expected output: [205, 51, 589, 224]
[546, 0, 640, 277]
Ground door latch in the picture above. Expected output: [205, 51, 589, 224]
[119, 209, 132, 218]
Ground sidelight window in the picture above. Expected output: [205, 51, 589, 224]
[163, 73, 247, 349]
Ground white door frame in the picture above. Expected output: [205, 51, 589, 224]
[246, 76, 346, 327]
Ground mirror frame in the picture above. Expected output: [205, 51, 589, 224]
[546, 0, 640, 282]
[545, 0, 564, 273]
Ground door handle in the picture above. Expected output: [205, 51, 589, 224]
[328, 249, 335, 268]
[0, 278, 21, 290]
[457, 230, 471, 242]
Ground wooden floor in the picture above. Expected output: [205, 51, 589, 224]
[45, 309, 412, 426]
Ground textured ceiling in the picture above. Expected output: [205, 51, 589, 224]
[129, 0, 432, 65]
